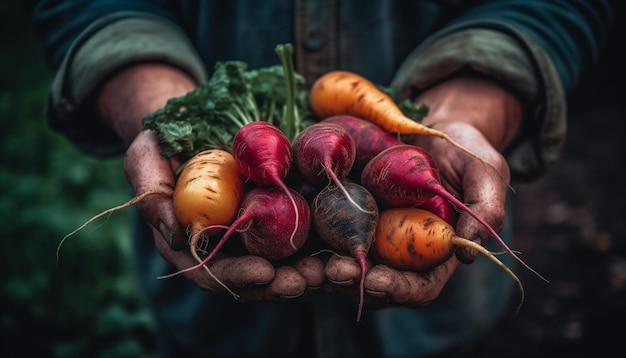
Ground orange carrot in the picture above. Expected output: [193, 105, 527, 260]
[309, 70, 498, 173]
[372, 207, 524, 314]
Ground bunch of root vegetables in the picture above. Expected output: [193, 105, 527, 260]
[60, 44, 542, 322]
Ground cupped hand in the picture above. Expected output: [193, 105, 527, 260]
[123, 130, 326, 302]
[99, 63, 327, 303]
[323, 124, 508, 309]
[324, 253, 461, 310]
[324, 75, 521, 310]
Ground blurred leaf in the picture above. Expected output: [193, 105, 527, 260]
[0, 2, 155, 357]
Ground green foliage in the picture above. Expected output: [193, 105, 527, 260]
[0, 2, 154, 357]
[143, 51, 315, 161]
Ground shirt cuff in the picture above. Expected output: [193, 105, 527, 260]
[391, 21, 566, 182]
[48, 14, 207, 156]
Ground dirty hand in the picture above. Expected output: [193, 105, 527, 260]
[324, 75, 522, 308]
[99, 63, 325, 302]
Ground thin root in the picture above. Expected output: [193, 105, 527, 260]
[158, 225, 240, 300]
[56, 189, 172, 265]
[322, 161, 376, 215]
[308, 249, 353, 261]
[452, 236, 525, 316]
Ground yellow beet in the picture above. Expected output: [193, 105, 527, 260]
[173, 149, 244, 268]
[173, 149, 244, 237]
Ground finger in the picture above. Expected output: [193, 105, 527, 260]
[365, 258, 460, 307]
[207, 255, 276, 288]
[454, 216, 487, 264]
[325, 253, 364, 286]
[238, 266, 307, 302]
[153, 227, 224, 289]
[455, 157, 509, 264]
[293, 256, 326, 289]
[124, 130, 187, 249]
[154, 229, 276, 293]
[266, 266, 307, 298]
[362, 264, 411, 301]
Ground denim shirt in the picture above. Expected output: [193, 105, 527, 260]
[32, 0, 611, 181]
[30, 1, 612, 357]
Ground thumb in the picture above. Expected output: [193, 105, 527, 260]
[124, 130, 187, 249]
[453, 209, 496, 264]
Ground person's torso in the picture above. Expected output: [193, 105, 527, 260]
[177, 0, 461, 87]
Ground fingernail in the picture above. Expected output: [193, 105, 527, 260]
[158, 220, 173, 246]
[280, 291, 305, 299]
[328, 278, 354, 286]
[365, 290, 387, 299]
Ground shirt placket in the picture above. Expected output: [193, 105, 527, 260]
[294, 0, 338, 87]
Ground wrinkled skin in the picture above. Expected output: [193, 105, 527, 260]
[325, 75, 520, 308]
[100, 64, 325, 301]
[99, 63, 520, 308]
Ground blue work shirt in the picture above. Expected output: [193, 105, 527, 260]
[30, 1, 611, 356]
[32, 0, 611, 181]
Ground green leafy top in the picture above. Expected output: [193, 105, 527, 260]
[143, 54, 314, 161]
[143, 43, 428, 162]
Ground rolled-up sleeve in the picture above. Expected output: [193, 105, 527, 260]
[391, 22, 565, 182]
[48, 13, 207, 156]
[391, 0, 611, 182]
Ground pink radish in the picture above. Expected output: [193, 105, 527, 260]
[240, 187, 311, 259]
[291, 122, 355, 187]
[292, 122, 373, 215]
[232, 121, 300, 249]
[312, 182, 379, 322]
[322, 115, 402, 177]
[419, 195, 459, 225]
[361, 144, 546, 281]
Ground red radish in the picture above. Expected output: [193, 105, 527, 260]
[240, 187, 311, 259]
[292, 122, 373, 215]
[172, 186, 311, 275]
[419, 195, 459, 225]
[232, 121, 300, 250]
[292, 122, 355, 187]
[322, 115, 402, 178]
[361, 144, 546, 281]
[312, 182, 379, 322]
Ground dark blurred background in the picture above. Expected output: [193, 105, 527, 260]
[1, 1, 624, 357]
[0, 2, 155, 357]
[482, 1, 626, 356]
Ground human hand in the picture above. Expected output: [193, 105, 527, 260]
[99, 64, 325, 302]
[324, 75, 522, 309]
[124, 130, 325, 301]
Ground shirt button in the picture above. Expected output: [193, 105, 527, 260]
[305, 30, 323, 50]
